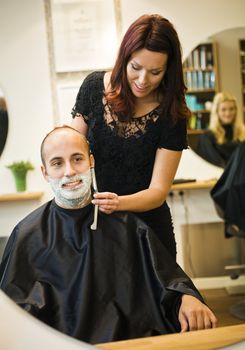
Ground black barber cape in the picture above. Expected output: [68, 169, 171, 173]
[0, 200, 203, 344]
[211, 141, 245, 238]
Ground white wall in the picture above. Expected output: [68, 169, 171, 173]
[0, 0, 245, 234]
[0, 0, 53, 234]
[0, 0, 54, 193]
[120, 0, 245, 58]
[212, 27, 245, 110]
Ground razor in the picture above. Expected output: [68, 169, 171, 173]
[90, 166, 98, 230]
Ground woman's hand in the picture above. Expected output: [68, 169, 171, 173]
[92, 192, 119, 214]
[178, 294, 218, 332]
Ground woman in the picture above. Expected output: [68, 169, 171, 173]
[197, 92, 245, 168]
[71, 14, 190, 258]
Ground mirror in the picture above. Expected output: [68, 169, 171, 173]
[185, 27, 245, 167]
[0, 88, 8, 157]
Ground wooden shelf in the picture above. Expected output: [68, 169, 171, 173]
[184, 42, 219, 130]
[171, 179, 217, 191]
[183, 67, 214, 72]
[187, 128, 205, 135]
[0, 192, 43, 202]
[190, 109, 210, 113]
[186, 89, 215, 94]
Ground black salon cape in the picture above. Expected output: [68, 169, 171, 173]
[196, 129, 239, 168]
[0, 200, 203, 344]
[211, 141, 245, 238]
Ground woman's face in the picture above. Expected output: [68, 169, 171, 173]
[218, 100, 237, 125]
[126, 48, 168, 101]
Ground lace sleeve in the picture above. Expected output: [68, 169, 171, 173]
[71, 72, 99, 123]
[158, 117, 188, 151]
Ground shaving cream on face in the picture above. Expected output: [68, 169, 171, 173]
[48, 169, 92, 209]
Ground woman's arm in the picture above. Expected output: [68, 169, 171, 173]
[92, 148, 182, 213]
[70, 116, 88, 136]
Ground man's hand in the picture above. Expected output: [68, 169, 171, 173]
[178, 294, 218, 332]
[92, 192, 119, 214]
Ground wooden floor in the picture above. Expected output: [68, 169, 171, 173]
[200, 288, 245, 327]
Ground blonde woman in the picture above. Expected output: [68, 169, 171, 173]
[197, 92, 245, 167]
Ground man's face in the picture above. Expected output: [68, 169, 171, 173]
[41, 129, 93, 209]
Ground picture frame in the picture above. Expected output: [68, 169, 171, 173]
[50, 0, 119, 72]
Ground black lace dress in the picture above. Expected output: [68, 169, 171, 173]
[72, 71, 188, 258]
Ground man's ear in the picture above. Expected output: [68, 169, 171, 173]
[41, 164, 49, 182]
[90, 154, 95, 168]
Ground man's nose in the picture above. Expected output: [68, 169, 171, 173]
[64, 162, 76, 177]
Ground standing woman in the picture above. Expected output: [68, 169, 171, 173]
[71, 14, 190, 259]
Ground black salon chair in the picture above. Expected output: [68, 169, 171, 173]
[0, 236, 8, 263]
[211, 142, 245, 320]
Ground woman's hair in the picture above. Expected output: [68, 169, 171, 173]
[105, 14, 190, 123]
[0, 97, 7, 111]
[209, 92, 245, 144]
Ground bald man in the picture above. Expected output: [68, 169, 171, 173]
[0, 126, 217, 344]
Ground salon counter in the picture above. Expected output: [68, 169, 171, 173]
[97, 324, 245, 350]
[171, 179, 217, 191]
[167, 178, 232, 288]
[0, 180, 215, 202]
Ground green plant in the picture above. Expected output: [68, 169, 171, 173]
[6, 161, 34, 192]
[6, 160, 34, 173]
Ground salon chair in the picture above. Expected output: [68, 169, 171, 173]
[211, 142, 245, 321]
[224, 225, 245, 320]
[0, 236, 8, 263]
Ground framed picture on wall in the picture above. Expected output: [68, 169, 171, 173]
[50, 0, 119, 72]
[56, 83, 81, 125]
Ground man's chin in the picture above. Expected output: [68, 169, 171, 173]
[61, 192, 83, 201]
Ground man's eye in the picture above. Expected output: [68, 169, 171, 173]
[74, 157, 83, 162]
[51, 161, 62, 167]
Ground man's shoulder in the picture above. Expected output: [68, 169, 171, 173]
[2, 201, 53, 262]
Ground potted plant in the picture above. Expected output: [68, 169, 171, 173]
[6, 161, 34, 192]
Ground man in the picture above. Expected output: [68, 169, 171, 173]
[0, 126, 217, 344]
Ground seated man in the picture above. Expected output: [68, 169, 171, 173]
[0, 126, 217, 344]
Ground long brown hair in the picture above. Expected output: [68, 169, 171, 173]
[106, 14, 190, 123]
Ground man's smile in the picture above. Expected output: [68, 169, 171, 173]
[62, 179, 82, 190]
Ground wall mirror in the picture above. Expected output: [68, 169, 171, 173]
[185, 27, 245, 167]
[0, 88, 8, 158]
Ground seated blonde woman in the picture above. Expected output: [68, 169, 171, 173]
[197, 92, 245, 168]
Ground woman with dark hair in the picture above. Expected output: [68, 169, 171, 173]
[71, 14, 190, 259]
